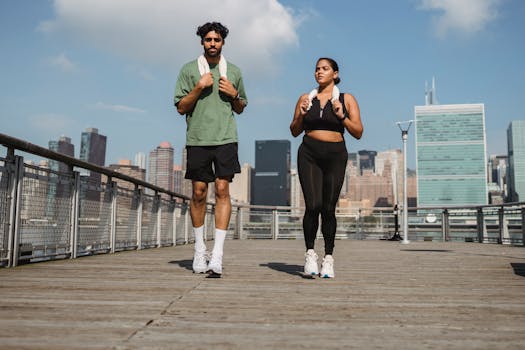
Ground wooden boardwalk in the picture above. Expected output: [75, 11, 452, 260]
[1, 240, 524, 349]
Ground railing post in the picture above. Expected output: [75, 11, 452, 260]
[70, 171, 80, 259]
[136, 188, 143, 250]
[184, 201, 190, 244]
[521, 206, 525, 247]
[156, 194, 162, 248]
[476, 207, 484, 243]
[7, 155, 23, 267]
[171, 198, 177, 246]
[442, 209, 449, 242]
[235, 206, 243, 240]
[498, 206, 504, 244]
[109, 180, 117, 254]
[270, 209, 278, 240]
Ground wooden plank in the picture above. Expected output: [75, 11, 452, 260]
[0, 240, 524, 349]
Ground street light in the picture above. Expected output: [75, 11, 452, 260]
[396, 120, 413, 245]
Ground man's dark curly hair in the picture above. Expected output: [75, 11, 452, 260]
[196, 22, 229, 42]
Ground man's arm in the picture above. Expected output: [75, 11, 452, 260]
[176, 72, 213, 115]
[219, 76, 246, 114]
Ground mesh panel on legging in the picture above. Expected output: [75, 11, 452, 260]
[298, 136, 347, 255]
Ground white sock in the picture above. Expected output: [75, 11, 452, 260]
[193, 225, 206, 252]
[212, 229, 227, 257]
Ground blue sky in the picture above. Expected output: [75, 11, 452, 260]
[1, 0, 524, 169]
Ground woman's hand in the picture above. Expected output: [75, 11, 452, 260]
[299, 95, 309, 116]
[331, 98, 345, 120]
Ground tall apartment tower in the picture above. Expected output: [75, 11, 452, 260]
[415, 103, 488, 207]
[358, 150, 377, 174]
[79, 128, 106, 168]
[230, 163, 252, 204]
[134, 152, 147, 170]
[148, 142, 174, 193]
[375, 149, 403, 205]
[46, 136, 74, 217]
[507, 120, 525, 202]
[48, 136, 75, 174]
[108, 159, 146, 191]
[252, 140, 291, 206]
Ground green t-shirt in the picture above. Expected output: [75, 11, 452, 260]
[174, 59, 247, 146]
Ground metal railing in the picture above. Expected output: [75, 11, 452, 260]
[1, 132, 524, 267]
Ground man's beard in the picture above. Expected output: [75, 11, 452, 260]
[205, 47, 221, 57]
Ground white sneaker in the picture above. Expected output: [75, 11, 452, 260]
[304, 249, 319, 276]
[207, 254, 222, 275]
[320, 255, 335, 278]
[192, 250, 208, 274]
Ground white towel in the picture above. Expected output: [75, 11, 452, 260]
[197, 54, 227, 78]
[307, 86, 340, 110]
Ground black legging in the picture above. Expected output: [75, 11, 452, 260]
[298, 135, 347, 255]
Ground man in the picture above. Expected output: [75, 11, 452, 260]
[174, 22, 247, 277]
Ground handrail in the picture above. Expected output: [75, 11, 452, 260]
[0, 132, 190, 201]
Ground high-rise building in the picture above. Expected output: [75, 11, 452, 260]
[173, 164, 184, 196]
[488, 155, 507, 202]
[507, 120, 525, 202]
[134, 152, 146, 170]
[358, 150, 377, 174]
[80, 128, 106, 168]
[415, 103, 487, 207]
[289, 168, 303, 216]
[230, 163, 252, 204]
[252, 140, 290, 206]
[47, 136, 74, 217]
[108, 159, 146, 191]
[148, 142, 174, 193]
[48, 136, 74, 173]
[375, 149, 403, 205]
[79, 128, 107, 206]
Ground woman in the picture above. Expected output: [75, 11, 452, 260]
[290, 58, 363, 278]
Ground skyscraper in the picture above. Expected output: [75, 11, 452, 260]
[252, 140, 290, 206]
[148, 142, 174, 193]
[507, 120, 525, 202]
[230, 163, 252, 204]
[108, 159, 146, 191]
[47, 136, 74, 217]
[358, 150, 377, 174]
[134, 152, 147, 170]
[48, 136, 74, 173]
[415, 103, 488, 207]
[79, 128, 106, 168]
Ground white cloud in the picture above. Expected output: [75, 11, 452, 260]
[418, 0, 503, 38]
[48, 53, 77, 72]
[93, 102, 146, 113]
[41, 0, 302, 77]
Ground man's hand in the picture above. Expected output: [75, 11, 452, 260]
[219, 76, 237, 99]
[198, 72, 214, 90]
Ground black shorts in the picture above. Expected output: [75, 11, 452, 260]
[185, 143, 241, 183]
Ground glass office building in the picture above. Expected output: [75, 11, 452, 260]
[507, 120, 525, 202]
[415, 104, 487, 207]
[252, 140, 291, 206]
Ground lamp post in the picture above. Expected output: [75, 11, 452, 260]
[397, 120, 413, 245]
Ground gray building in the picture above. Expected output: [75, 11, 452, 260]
[252, 140, 290, 206]
[507, 120, 525, 202]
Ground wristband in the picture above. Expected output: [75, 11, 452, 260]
[233, 92, 240, 101]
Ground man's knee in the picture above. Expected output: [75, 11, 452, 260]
[192, 183, 208, 203]
[215, 179, 230, 201]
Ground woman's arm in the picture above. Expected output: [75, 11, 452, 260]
[290, 94, 309, 137]
[341, 93, 363, 139]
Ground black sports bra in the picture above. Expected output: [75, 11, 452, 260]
[302, 93, 347, 134]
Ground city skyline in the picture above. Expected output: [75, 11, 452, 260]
[1, 1, 524, 170]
